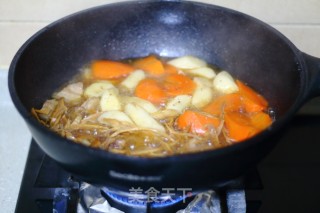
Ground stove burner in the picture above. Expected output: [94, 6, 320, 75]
[101, 187, 193, 213]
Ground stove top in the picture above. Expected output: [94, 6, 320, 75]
[15, 114, 320, 213]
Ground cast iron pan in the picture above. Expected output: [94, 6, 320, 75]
[8, 1, 320, 192]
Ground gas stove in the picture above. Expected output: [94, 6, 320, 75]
[15, 103, 320, 212]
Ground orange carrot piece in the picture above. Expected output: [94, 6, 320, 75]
[133, 55, 165, 76]
[243, 97, 266, 113]
[135, 79, 167, 104]
[250, 112, 272, 131]
[164, 74, 196, 96]
[224, 112, 258, 142]
[176, 110, 220, 134]
[236, 80, 268, 112]
[91, 60, 135, 80]
[163, 64, 178, 75]
[203, 93, 243, 116]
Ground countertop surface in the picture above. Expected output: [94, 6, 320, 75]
[0, 70, 31, 213]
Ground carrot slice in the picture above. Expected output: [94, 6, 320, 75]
[164, 74, 196, 96]
[250, 111, 272, 131]
[133, 55, 165, 76]
[163, 64, 178, 75]
[224, 112, 258, 142]
[176, 110, 220, 134]
[92, 60, 135, 80]
[236, 80, 268, 112]
[135, 79, 167, 104]
[203, 93, 243, 116]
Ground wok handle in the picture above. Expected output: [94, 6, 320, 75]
[302, 53, 320, 100]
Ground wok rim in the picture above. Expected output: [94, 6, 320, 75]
[8, 0, 308, 164]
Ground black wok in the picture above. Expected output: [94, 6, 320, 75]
[8, 1, 320, 192]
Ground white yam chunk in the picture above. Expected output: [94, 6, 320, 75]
[168, 56, 207, 69]
[193, 77, 212, 88]
[192, 77, 213, 108]
[81, 97, 100, 114]
[84, 82, 115, 97]
[120, 69, 146, 90]
[124, 103, 165, 132]
[166, 95, 192, 113]
[121, 96, 158, 113]
[100, 89, 121, 111]
[152, 109, 180, 120]
[186, 67, 216, 79]
[98, 111, 133, 124]
[54, 82, 83, 103]
[212, 71, 239, 94]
